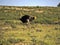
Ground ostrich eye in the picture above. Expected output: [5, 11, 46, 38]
[33, 17, 35, 19]
[32, 17, 36, 19]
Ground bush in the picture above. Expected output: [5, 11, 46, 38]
[57, 3, 60, 7]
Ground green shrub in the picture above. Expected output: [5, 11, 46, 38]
[8, 38, 25, 43]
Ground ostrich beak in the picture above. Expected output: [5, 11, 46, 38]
[34, 16, 37, 19]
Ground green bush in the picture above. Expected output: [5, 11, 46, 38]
[8, 38, 25, 43]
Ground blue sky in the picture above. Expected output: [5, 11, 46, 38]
[0, 0, 60, 6]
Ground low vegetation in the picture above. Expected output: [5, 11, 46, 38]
[0, 6, 60, 45]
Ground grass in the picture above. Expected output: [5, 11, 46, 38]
[0, 6, 60, 45]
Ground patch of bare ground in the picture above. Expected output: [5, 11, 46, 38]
[35, 10, 44, 13]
